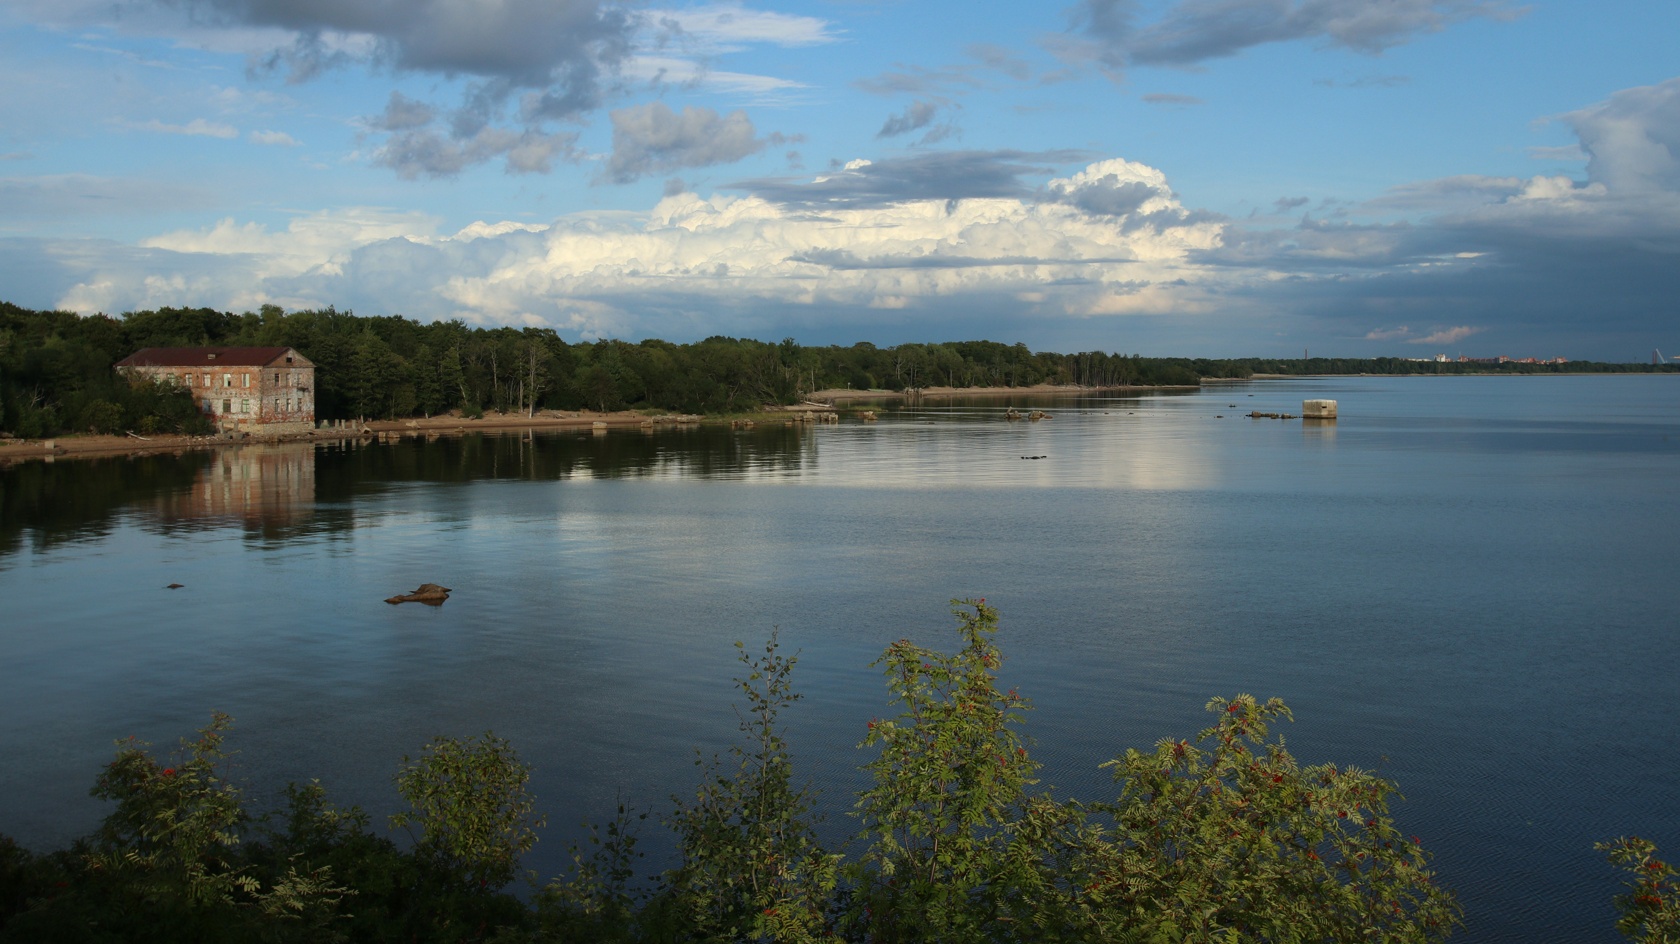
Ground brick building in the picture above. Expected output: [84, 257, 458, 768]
[116, 347, 316, 434]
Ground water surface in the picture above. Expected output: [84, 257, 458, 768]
[2, 375, 1677, 942]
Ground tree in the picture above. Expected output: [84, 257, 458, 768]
[662, 633, 840, 942]
[390, 732, 545, 893]
[1008, 695, 1463, 942]
[850, 598, 1036, 941]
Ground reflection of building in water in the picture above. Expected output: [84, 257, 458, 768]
[157, 443, 315, 526]
[1302, 417, 1338, 444]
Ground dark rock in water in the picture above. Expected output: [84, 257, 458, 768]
[166, 583, 184, 589]
[386, 583, 453, 605]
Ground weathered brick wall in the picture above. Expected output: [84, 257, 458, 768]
[122, 362, 315, 429]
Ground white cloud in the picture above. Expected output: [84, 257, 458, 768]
[47, 158, 1234, 335]
[135, 118, 239, 138]
[1562, 77, 1680, 194]
[249, 129, 299, 146]
[139, 208, 441, 279]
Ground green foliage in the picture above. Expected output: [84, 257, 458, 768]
[662, 633, 840, 943]
[87, 712, 254, 909]
[1051, 695, 1462, 942]
[391, 732, 546, 892]
[5, 296, 1669, 438]
[1600, 837, 1679, 943]
[537, 802, 649, 943]
[850, 598, 1036, 941]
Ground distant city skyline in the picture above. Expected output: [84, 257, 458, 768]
[1, 0, 1676, 360]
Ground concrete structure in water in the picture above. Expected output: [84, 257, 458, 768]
[115, 347, 316, 435]
[1302, 399, 1338, 419]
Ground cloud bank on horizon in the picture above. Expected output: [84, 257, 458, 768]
[0, 0, 1676, 358]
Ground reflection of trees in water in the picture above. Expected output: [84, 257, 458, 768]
[0, 453, 207, 561]
[0, 428, 812, 562]
[314, 426, 811, 491]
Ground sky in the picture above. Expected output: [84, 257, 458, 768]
[1, 0, 1676, 359]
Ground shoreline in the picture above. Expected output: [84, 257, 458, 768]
[36, 373, 1649, 465]
[0, 408, 688, 466]
[0, 383, 1199, 465]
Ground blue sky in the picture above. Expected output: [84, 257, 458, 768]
[2, 0, 1676, 359]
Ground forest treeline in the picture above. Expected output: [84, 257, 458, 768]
[1, 300, 1671, 438]
[0, 603, 1673, 943]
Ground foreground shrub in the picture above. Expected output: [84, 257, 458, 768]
[1600, 837, 1678, 944]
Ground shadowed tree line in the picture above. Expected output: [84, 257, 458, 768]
[0, 603, 1674, 943]
[3, 300, 1672, 438]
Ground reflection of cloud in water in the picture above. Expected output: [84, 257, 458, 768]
[801, 403, 1219, 491]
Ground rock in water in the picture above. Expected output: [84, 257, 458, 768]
[386, 583, 453, 605]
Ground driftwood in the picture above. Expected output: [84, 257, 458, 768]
[385, 583, 452, 606]
[126, 431, 153, 441]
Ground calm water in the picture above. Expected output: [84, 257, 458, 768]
[3, 375, 1677, 942]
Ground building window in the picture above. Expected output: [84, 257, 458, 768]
[202, 399, 211, 413]
[240, 399, 250, 414]
[223, 374, 233, 388]
[203, 374, 210, 387]
[222, 399, 231, 414]
[243, 373, 250, 388]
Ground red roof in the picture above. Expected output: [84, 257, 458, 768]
[116, 347, 312, 368]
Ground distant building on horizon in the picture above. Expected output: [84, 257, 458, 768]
[116, 346, 315, 434]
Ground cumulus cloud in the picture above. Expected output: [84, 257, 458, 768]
[1067, 0, 1520, 72]
[602, 102, 772, 184]
[38, 156, 1230, 336]
[1562, 76, 1680, 194]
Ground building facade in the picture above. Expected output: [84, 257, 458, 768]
[116, 347, 316, 434]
